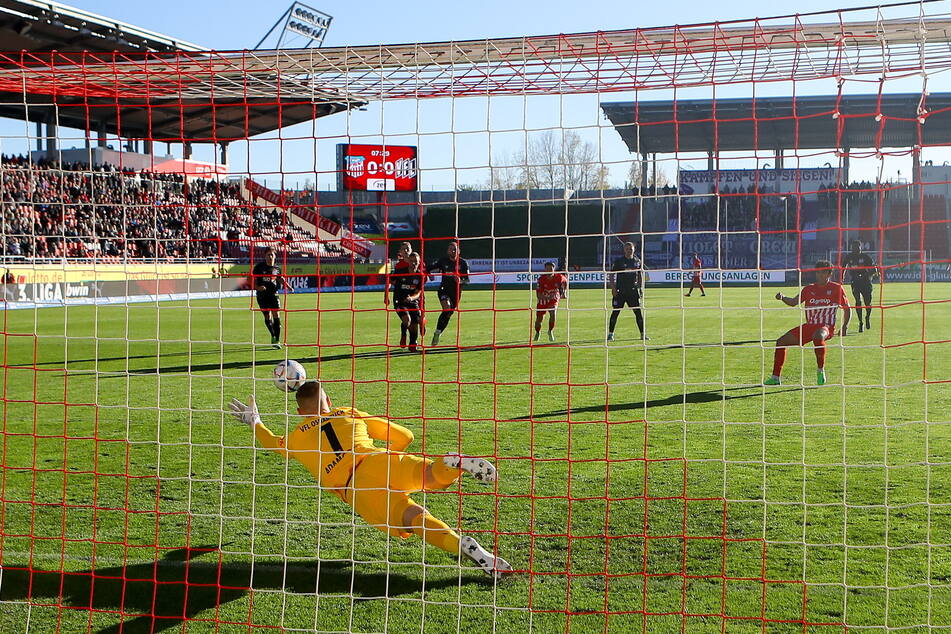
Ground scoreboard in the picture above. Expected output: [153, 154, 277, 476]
[336, 143, 418, 192]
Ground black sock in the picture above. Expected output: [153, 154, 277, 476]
[409, 313, 419, 345]
[608, 310, 620, 332]
[273, 317, 281, 339]
[401, 323, 408, 339]
[263, 317, 275, 337]
[437, 310, 452, 332]
[634, 309, 644, 335]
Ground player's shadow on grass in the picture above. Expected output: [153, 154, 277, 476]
[28, 346, 259, 368]
[91, 343, 531, 376]
[566, 338, 766, 349]
[32, 340, 767, 374]
[45, 338, 696, 377]
[0, 545, 481, 633]
[648, 338, 767, 350]
[520, 385, 802, 420]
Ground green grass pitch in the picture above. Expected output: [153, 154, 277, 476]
[0, 283, 949, 633]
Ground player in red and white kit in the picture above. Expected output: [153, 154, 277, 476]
[533, 261, 568, 342]
[765, 260, 851, 386]
[685, 253, 705, 297]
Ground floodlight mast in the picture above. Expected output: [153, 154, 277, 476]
[254, 1, 333, 50]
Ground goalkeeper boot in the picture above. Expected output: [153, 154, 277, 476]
[431, 330, 442, 346]
[400, 333, 407, 348]
[866, 317, 871, 331]
[460, 536, 513, 579]
[858, 321, 864, 333]
[443, 453, 497, 484]
[817, 369, 827, 386]
[607, 332, 615, 342]
[533, 331, 539, 342]
[764, 376, 782, 386]
[548, 330, 555, 342]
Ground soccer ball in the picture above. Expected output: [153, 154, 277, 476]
[273, 360, 306, 392]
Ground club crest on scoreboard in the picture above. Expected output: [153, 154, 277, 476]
[346, 155, 365, 178]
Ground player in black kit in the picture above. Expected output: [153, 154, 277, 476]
[841, 240, 878, 333]
[252, 247, 293, 348]
[429, 241, 470, 346]
[607, 241, 648, 341]
[392, 253, 425, 352]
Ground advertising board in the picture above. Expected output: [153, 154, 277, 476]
[467, 270, 786, 285]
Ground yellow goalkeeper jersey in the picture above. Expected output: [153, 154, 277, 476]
[253, 407, 414, 492]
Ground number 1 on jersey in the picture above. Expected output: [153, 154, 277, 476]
[321, 422, 345, 458]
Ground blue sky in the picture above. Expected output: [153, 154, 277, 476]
[65, 0, 889, 49]
[4, 0, 934, 189]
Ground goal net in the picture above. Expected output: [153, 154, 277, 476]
[1, 2, 950, 632]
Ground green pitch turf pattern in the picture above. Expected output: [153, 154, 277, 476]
[0, 284, 948, 633]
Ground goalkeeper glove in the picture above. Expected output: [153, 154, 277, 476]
[230, 395, 262, 429]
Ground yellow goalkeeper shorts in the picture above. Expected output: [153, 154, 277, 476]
[348, 452, 430, 538]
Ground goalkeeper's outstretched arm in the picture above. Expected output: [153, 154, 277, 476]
[252, 421, 288, 456]
[230, 396, 288, 457]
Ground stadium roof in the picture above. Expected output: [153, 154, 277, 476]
[600, 93, 951, 154]
[0, 0, 204, 53]
[0, 91, 358, 143]
[1, 2, 951, 142]
[0, 0, 360, 142]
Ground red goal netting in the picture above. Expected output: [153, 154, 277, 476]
[1, 2, 950, 632]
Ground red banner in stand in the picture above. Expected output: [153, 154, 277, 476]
[151, 158, 228, 178]
[317, 215, 341, 236]
[337, 144, 418, 191]
[245, 179, 287, 207]
[245, 178, 374, 258]
[340, 228, 373, 258]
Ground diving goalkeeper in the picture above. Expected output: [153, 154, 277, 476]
[229, 381, 512, 578]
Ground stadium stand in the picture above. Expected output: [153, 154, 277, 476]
[0, 157, 350, 262]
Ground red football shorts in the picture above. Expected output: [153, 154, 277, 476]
[789, 323, 835, 344]
[536, 301, 559, 311]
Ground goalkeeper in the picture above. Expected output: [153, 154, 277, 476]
[229, 381, 512, 578]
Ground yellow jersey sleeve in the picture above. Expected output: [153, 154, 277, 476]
[253, 422, 288, 457]
[365, 416, 414, 452]
[344, 407, 414, 452]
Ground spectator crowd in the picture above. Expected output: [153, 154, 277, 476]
[0, 157, 335, 262]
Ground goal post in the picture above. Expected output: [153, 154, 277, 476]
[1, 3, 950, 633]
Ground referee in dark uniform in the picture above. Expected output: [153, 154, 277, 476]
[607, 241, 648, 341]
[252, 247, 293, 348]
[841, 240, 877, 333]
